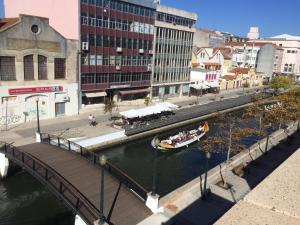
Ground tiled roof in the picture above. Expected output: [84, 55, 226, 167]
[203, 62, 221, 66]
[212, 47, 232, 60]
[230, 67, 250, 74]
[0, 17, 20, 32]
[222, 75, 237, 80]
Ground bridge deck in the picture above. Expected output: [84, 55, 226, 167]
[19, 143, 151, 225]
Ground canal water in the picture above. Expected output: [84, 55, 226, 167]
[100, 114, 263, 196]
[0, 171, 74, 225]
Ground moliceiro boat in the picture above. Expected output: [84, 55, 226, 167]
[151, 122, 209, 151]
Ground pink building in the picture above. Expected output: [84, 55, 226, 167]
[256, 34, 300, 78]
[4, 0, 79, 40]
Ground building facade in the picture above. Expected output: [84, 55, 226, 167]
[0, 15, 79, 126]
[193, 29, 225, 48]
[256, 34, 300, 80]
[80, 0, 157, 104]
[151, 4, 197, 99]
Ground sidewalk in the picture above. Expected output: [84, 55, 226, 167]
[0, 87, 260, 146]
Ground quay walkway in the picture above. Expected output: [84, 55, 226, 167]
[125, 95, 253, 136]
[0, 140, 152, 225]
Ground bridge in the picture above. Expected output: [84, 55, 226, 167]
[0, 134, 153, 225]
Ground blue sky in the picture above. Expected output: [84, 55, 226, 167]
[0, 0, 299, 38]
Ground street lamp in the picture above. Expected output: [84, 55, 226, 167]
[36, 98, 41, 133]
[201, 150, 211, 200]
[98, 155, 107, 224]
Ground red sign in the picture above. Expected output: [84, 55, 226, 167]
[9, 86, 63, 95]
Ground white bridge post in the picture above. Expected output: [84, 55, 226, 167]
[74, 215, 88, 225]
[0, 152, 9, 179]
[36, 132, 41, 143]
[146, 193, 163, 213]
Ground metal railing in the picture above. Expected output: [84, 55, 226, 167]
[40, 134, 149, 200]
[0, 142, 99, 225]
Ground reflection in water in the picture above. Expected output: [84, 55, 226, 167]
[0, 171, 74, 225]
[101, 115, 264, 196]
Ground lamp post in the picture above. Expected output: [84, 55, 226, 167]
[36, 98, 41, 133]
[151, 137, 159, 196]
[98, 155, 107, 225]
[202, 151, 211, 200]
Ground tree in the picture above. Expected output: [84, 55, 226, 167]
[144, 97, 151, 106]
[269, 76, 292, 91]
[202, 112, 262, 188]
[103, 99, 116, 120]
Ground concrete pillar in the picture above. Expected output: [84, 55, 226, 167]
[179, 84, 183, 97]
[74, 215, 88, 225]
[0, 153, 9, 179]
[36, 132, 41, 143]
[146, 193, 163, 213]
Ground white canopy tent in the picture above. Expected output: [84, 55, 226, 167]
[190, 83, 210, 90]
[119, 102, 178, 119]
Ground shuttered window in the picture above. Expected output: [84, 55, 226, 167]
[38, 55, 47, 80]
[24, 55, 34, 80]
[0, 56, 16, 81]
[54, 58, 66, 79]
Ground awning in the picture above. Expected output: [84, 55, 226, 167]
[119, 102, 178, 119]
[190, 84, 210, 90]
[119, 88, 150, 96]
[203, 62, 221, 66]
[84, 92, 107, 98]
[206, 82, 220, 88]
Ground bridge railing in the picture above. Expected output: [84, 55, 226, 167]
[40, 133, 149, 201]
[0, 142, 99, 225]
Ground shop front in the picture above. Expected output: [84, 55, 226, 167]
[0, 84, 78, 126]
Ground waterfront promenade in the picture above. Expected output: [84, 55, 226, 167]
[1, 87, 261, 147]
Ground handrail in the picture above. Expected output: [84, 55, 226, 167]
[0, 142, 99, 225]
[40, 133, 149, 200]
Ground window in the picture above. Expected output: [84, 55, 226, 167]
[0, 56, 16, 81]
[110, 36, 115, 48]
[96, 35, 102, 47]
[38, 55, 47, 80]
[89, 55, 96, 65]
[109, 56, 115, 65]
[54, 58, 66, 79]
[96, 55, 103, 65]
[24, 55, 34, 80]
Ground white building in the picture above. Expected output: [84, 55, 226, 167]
[256, 34, 300, 80]
[0, 15, 79, 127]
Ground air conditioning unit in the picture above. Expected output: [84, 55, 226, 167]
[116, 65, 121, 70]
[148, 50, 153, 55]
[116, 47, 122, 53]
[63, 96, 70, 101]
[139, 49, 144, 54]
[147, 64, 152, 71]
[82, 42, 89, 51]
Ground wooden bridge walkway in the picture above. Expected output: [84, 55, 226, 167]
[17, 143, 152, 225]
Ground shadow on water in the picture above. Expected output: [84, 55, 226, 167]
[0, 171, 75, 225]
[99, 110, 270, 197]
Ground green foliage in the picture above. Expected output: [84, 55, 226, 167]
[144, 97, 151, 106]
[269, 76, 292, 90]
[104, 100, 116, 119]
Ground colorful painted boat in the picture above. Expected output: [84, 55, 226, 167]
[151, 122, 209, 151]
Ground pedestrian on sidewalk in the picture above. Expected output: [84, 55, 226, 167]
[88, 114, 97, 126]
